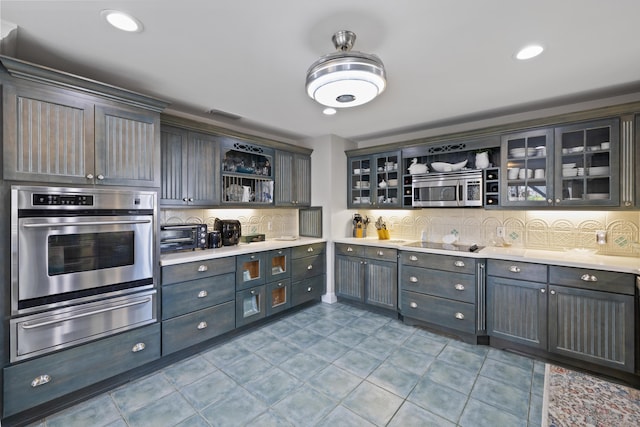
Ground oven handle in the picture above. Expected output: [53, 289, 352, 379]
[22, 219, 152, 228]
[19, 297, 152, 329]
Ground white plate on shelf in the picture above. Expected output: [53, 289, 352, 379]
[587, 166, 610, 176]
[585, 193, 610, 200]
[275, 235, 298, 241]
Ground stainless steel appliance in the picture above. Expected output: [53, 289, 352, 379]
[10, 185, 157, 362]
[213, 219, 242, 246]
[160, 223, 208, 253]
[412, 170, 483, 207]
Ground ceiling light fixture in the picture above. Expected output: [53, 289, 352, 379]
[101, 10, 143, 32]
[306, 30, 386, 108]
[515, 44, 544, 60]
[323, 108, 337, 115]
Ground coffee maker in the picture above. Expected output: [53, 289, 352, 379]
[213, 218, 242, 246]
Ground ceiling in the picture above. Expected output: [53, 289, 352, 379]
[2, 0, 640, 146]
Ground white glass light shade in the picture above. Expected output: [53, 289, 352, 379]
[101, 10, 143, 32]
[306, 54, 386, 108]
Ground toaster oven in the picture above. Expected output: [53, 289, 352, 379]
[160, 223, 208, 253]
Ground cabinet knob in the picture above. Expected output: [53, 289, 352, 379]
[183, 197, 189, 202]
[197, 321, 208, 330]
[197, 265, 208, 272]
[31, 375, 51, 388]
[580, 274, 598, 282]
[455, 312, 465, 320]
[454, 284, 465, 291]
[86, 173, 94, 180]
[250, 255, 255, 259]
[409, 301, 418, 308]
[624, 201, 632, 207]
[197, 290, 208, 298]
[550, 290, 556, 295]
[307, 287, 312, 292]
[347, 247, 353, 252]
[377, 250, 384, 256]
[277, 282, 284, 288]
[307, 247, 314, 252]
[131, 342, 146, 352]
[555, 198, 561, 203]
[454, 260, 465, 268]
[250, 290, 257, 295]
[508, 266, 521, 273]
[547, 199, 553, 204]
[307, 264, 313, 270]
[97, 174, 105, 180]
[409, 276, 418, 283]
[540, 288, 546, 293]
[188, 198, 193, 202]
[409, 255, 418, 261]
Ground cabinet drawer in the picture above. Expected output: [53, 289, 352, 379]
[4, 323, 160, 417]
[266, 279, 291, 316]
[236, 285, 266, 327]
[236, 253, 267, 290]
[266, 248, 292, 282]
[400, 251, 476, 274]
[292, 274, 325, 306]
[401, 266, 475, 304]
[292, 254, 325, 281]
[161, 301, 235, 355]
[292, 242, 326, 259]
[365, 246, 397, 262]
[162, 257, 235, 285]
[335, 243, 365, 257]
[162, 272, 235, 320]
[549, 266, 635, 295]
[401, 291, 475, 334]
[487, 259, 547, 282]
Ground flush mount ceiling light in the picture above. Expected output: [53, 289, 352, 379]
[515, 44, 544, 60]
[306, 30, 386, 108]
[101, 10, 143, 32]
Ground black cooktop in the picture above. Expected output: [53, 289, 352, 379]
[404, 241, 484, 252]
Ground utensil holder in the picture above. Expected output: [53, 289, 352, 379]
[377, 229, 390, 240]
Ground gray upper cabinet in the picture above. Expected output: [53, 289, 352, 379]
[275, 150, 311, 206]
[501, 118, 620, 208]
[1, 58, 166, 187]
[348, 150, 402, 209]
[160, 125, 219, 206]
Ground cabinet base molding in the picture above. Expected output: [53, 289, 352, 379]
[402, 315, 488, 346]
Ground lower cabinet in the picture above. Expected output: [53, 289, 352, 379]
[161, 257, 236, 355]
[3, 324, 160, 417]
[399, 251, 482, 338]
[236, 285, 266, 327]
[487, 260, 636, 373]
[291, 243, 326, 305]
[334, 243, 397, 310]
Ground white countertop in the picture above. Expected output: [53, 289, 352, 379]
[333, 237, 640, 274]
[160, 237, 326, 266]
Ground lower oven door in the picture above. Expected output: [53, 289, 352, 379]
[10, 290, 156, 362]
[17, 215, 153, 304]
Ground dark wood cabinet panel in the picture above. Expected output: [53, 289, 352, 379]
[275, 150, 311, 206]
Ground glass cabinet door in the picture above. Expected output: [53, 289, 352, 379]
[266, 279, 291, 316]
[236, 253, 266, 289]
[554, 119, 619, 206]
[501, 129, 554, 207]
[373, 151, 401, 207]
[267, 249, 291, 281]
[349, 156, 372, 207]
[236, 286, 265, 326]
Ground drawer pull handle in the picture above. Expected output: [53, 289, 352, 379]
[86, 173, 94, 180]
[307, 265, 313, 270]
[409, 302, 418, 309]
[277, 282, 284, 288]
[197, 290, 208, 298]
[132, 342, 146, 353]
[455, 312, 465, 320]
[250, 290, 257, 295]
[198, 265, 208, 272]
[377, 251, 384, 256]
[454, 284, 465, 291]
[307, 287, 313, 292]
[509, 266, 521, 273]
[347, 247, 353, 252]
[550, 290, 556, 295]
[454, 260, 465, 268]
[31, 375, 51, 388]
[409, 255, 418, 261]
[540, 288, 546, 293]
[580, 274, 598, 282]
[197, 321, 208, 330]
[307, 247, 314, 252]
[250, 255, 255, 259]
[409, 276, 418, 283]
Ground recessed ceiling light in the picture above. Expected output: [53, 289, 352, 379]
[323, 108, 337, 115]
[101, 10, 143, 32]
[515, 44, 544, 60]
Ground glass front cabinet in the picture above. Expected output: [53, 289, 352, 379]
[501, 118, 619, 207]
[348, 150, 402, 208]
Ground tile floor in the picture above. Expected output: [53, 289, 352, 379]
[27, 302, 545, 427]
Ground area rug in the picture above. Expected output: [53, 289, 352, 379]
[542, 364, 640, 427]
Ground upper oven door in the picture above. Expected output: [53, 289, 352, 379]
[17, 215, 153, 302]
[412, 177, 460, 207]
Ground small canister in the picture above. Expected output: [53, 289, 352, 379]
[208, 231, 222, 248]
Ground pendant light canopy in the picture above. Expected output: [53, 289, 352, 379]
[306, 31, 386, 108]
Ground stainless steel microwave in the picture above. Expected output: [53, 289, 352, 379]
[412, 170, 483, 207]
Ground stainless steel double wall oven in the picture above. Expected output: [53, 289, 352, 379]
[10, 185, 157, 362]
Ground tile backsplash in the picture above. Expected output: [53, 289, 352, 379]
[160, 208, 298, 239]
[356, 209, 640, 257]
